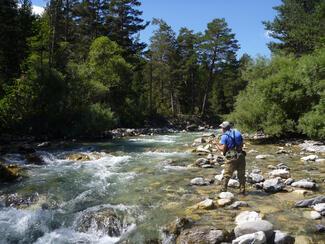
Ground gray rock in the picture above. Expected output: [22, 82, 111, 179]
[196, 199, 215, 210]
[195, 158, 209, 166]
[256, 155, 272, 159]
[228, 179, 240, 188]
[295, 195, 325, 207]
[273, 230, 295, 244]
[234, 220, 274, 239]
[177, 226, 224, 244]
[263, 178, 285, 193]
[291, 179, 316, 189]
[301, 155, 318, 162]
[316, 224, 325, 233]
[190, 177, 210, 186]
[219, 192, 234, 200]
[227, 201, 249, 210]
[232, 231, 266, 244]
[268, 169, 290, 179]
[248, 173, 264, 184]
[235, 211, 262, 225]
[194, 137, 206, 144]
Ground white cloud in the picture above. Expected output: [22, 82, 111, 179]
[32, 5, 44, 16]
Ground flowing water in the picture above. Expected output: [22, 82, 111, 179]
[0, 132, 325, 243]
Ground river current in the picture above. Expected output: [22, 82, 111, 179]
[0, 132, 324, 243]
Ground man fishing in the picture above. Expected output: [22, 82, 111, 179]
[215, 121, 246, 194]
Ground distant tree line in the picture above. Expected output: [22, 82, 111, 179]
[0, 0, 323, 139]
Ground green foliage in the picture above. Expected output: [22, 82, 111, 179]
[229, 48, 325, 139]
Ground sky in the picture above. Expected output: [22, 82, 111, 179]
[31, 0, 281, 58]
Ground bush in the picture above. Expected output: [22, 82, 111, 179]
[228, 48, 325, 139]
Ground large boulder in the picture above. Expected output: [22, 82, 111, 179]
[232, 231, 266, 244]
[263, 178, 285, 193]
[75, 208, 124, 237]
[0, 163, 21, 182]
[234, 220, 274, 239]
[176, 226, 225, 244]
[295, 195, 325, 208]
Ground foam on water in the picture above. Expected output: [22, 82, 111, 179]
[143, 151, 190, 158]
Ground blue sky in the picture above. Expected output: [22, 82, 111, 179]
[32, 0, 281, 57]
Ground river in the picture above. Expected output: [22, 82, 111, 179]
[0, 131, 324, 243]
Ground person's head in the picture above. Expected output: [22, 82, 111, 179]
[219, 121, 231, 133]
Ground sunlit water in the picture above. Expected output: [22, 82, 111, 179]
[0, 132, 324, 243]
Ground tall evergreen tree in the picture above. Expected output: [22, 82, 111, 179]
[199, 18, 239, 116]
[105, 0, 149, 59]
[264, 0, 325, 55]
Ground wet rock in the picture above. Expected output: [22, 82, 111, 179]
[273, 230, 295, 244]
[198, 126, 205, 131]
[291, 179, 316, 190]
[234, 220, 274, 239]
[268, 169, 290, 179]
[18, 144, 36, 154]
[276, 163, 290, 170]
[195, 146, 211, 153]
[67, 153, 93, 161]
[176, 226, 225, 244]
[276, 149, 289, 154]
[267, 165, 277, 170]
[219, 192, 234, 200]
[186, 124, 198, 131]
[248, 149, 258, 154]
[75, 208, 124, 237]
[295, 195, 325, 207]
[190, 177, 211, 186]
[316, 224, 325, 233]
[227, 201, 249, 210]
[25, 152, 45, 165]
[310, 211, 321, 220]
[263, 178, 285, 193]
[5, 192, 39, 208]
[313, 203, 325, 212]
[256, 155, 272, 160]
[301, 155, 318, 162]
[247, 173, 264, 184]
[196, 198, 215, 210]
[195, 158, 209, 166]
[215, 174, 224, 182]
[235, 211, 261, 225]
[194, 137, 206, 144]
[0, 163, 21, 182]
[162, 217, 192, 239]
[284, 178, 294, 185]
[232, 231, 266, 244]
[299, 140, 325, 153]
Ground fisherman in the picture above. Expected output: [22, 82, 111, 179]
[215, 121, 246, 194]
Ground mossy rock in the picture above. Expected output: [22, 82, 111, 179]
[0, 163, 21, 182]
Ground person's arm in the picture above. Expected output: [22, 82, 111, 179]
[217, 135, 228, 155]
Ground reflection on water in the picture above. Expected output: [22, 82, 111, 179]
[0, 132, 324, 243]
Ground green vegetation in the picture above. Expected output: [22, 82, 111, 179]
[0, 0, 323, 139]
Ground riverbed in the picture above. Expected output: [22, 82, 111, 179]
[0, 131, 324, 243]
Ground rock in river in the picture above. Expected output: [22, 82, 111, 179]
[263, 178, 285, 193]
[313, 203, 325, 212]
[234, 220, 274, 239]
[190, 177, 211, 186]
[232, 231, 266, 244]
[219, 192, 234, 200]
[235, 211, 262, 225]
[196, 198, 215, 210]
[268, 169, 290, 179]
[176, 226, 225, 244]
[301, 155, 318, 162]
[291, 179, 316, 190]
[295, 195, 325, 207]
[247, 173, 264, 184]
[75, 208, 124, 237]
[0, 163, 21, 182]
[273, 230, 295, 244]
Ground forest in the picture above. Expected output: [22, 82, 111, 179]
[0, 0, 324, 139]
